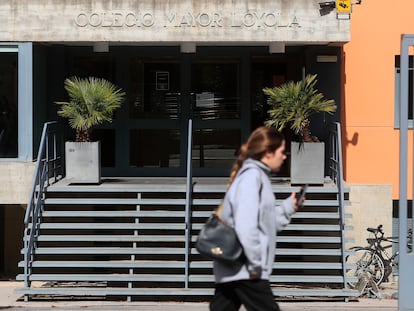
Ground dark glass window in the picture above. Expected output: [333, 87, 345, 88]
[192, 129, 240, 169]
[129, 60, 180, 120]
[0, 53, 18, 158]
[191, 62, 240, 120]
[395, 55, 414, 122]
[72, 56, 115, 81]
[129, 129, 180, 168]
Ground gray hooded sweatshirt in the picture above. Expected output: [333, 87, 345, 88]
[213, 158, 296, 283]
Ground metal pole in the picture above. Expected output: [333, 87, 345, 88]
[184, 119, 193, 288]
[399, 34, 414, 311]
[334, 122, 348, 292]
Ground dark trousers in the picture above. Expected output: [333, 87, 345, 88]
[209, 280, 281, 311]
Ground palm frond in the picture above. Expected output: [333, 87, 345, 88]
[263, 74, 336, 140]
[55, 76, 125, 141]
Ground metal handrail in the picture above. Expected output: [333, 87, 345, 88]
[184, 119, 193, 288]
[328, 122, 348, 289]
[23, 121, 64, 290]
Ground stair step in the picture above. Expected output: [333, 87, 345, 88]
[18, 260, 185, 268]
[32, 234, 345, 243]
[28, 223, 347, 231]
[270, 248, 342, 256]
[42, 210, 188, 218]
[16, 274, 346, 283]
[192, 224, 347, 231]
[18, 260, 343, 270]
[270, 275, 345, 283]
[34, 235, 186, 242]
[22, 247, 186, 255]
[17, 274, 187, 282]
[29, 223, 186, 230]
[273, 262, 343, 269]
[14, 286, 360, 297]
[43, 198, 221, 205]
[15, 286, 214, 296]
[45, 177, 346, 194]
[43, 198, 344, 207]
[41, 210, 344, 220]
[21, 247, 342, 256]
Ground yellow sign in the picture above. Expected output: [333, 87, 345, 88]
[336, 0, 351, 14]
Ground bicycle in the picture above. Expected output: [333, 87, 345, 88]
[346, 224, 413, 294]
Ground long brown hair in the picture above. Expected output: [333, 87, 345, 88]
[228, 126, 284, 186]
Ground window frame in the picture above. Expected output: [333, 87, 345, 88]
[0, 42, 33, 161]
[395, 55, 414, 129]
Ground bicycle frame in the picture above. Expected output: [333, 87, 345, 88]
[346, 224, 405, 294]
[364, 225, 405, 282]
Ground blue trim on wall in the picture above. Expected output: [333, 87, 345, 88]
[18, 42, 33, 161]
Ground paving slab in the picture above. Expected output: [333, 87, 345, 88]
[0, 281, 398, 311]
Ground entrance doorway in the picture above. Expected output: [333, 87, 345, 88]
[57, 46, 303, 177]
[116, 55, 244, 177]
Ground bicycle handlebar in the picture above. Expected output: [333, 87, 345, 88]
[365, 224, 412, 250]
[367, 224, 383, 234]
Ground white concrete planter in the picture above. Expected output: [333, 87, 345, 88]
[65, 141, 101, 184]
[290, 141, 325, 185]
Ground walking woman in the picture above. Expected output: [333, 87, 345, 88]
[210, 126, 302, 311]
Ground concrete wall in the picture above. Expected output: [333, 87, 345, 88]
[0, 0, 349, 43]
[0, 162, 35, 205]
[346, 184, 393, 248]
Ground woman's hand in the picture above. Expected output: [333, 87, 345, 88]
[290, 192, 305, 211]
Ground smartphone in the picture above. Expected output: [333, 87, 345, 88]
[296, 184, 308, 207]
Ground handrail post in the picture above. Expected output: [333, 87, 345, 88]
[184, 119, 193, 288]
[334, 122, 348, 290]
[328, 122, 348, 294]
[22, 121, 62, 299]
[23, 122, 49, 291]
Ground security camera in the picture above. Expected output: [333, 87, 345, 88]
[319, 1, 336, 9]
[319, 1, 336, 15]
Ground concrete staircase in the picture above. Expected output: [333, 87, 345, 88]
[16, 177, 358, 300]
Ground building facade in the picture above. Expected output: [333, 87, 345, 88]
[343, 0, 414, 249]
[0, 0, 352, 276]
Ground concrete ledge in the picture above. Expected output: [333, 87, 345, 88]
[0, 162, 35, 204]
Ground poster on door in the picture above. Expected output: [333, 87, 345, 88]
[156, 71, 169, 91]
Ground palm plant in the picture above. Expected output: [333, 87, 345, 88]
[55, 76, 125, 142]
[263, 74, 336, 142]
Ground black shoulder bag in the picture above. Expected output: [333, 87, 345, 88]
[195, 205, 243, 263]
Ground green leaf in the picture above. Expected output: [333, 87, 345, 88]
[55, 76, 125, 142]
[263, 74, 336, 141]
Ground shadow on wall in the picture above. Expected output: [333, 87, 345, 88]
[346, 132, 359, 146]
[342, 131, 358, 181]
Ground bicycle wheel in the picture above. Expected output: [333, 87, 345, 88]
[346, 248, 386, 289]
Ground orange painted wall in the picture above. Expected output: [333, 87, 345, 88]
[343, 0, 414, 198]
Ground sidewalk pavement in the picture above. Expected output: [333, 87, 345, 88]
[0, 281, 399, 310]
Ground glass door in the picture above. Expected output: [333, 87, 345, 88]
[122, 54, 243, 176]
[190, 59, 242, 176]
[126, 59, 183, 176]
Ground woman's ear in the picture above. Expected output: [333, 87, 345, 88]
[261, 150, 272, 165]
